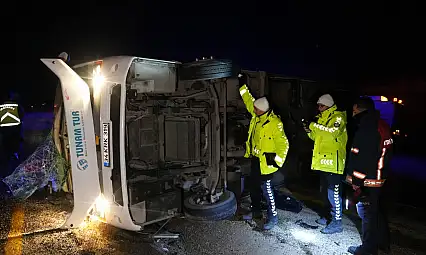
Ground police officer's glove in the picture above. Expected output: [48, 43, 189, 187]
[264, 152, 280, 168]
[301, 119, 309, 130]
[238, 73, 248, 87]
[301, 119, 311, 133]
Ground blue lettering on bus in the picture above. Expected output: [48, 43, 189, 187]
[71, 110, 88, 170]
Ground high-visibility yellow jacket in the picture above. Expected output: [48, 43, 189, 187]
[0, 101, 21, 127]
[239, 85, 289, 175]
[308, 105, 348, 174]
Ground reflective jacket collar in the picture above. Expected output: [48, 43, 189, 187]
[256, 110, 274, 126]
[320, 105, 337, 120]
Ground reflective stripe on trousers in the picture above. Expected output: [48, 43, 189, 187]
[321, 173, 342, 221]
[261, 180, 277, 218]
[332, 184, 342, 220]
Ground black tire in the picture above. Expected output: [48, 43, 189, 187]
[179, 59, 239, 81]
[184, 190, 237, 221]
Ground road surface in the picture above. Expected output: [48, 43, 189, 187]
[1, 191, 425, 255]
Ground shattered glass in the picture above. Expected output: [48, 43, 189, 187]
[2, 133, 69, 200]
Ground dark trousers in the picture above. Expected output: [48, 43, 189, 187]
[0, 126, 22, 176]
[320, 172, 343, 221]
[1, 125, 22, 158]
[249, 158, 277, 219]
[356, 186, 390, 254]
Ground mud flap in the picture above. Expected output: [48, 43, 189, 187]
[41, 58, 102, 228]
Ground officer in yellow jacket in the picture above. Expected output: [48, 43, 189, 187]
[238, 73, 289, 230]
[305, 94, 348, 234]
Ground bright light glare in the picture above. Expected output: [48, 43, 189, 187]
[92, 65, 105, 98]
[94, 194, 109, 219]
[380, 96, 388, 102]
[346, 199, 349, 210]
[78, 195, 109, 228]
[398, 99, 403, 104]
[393, 98, 398, 102]
[291, 229, 316, 243]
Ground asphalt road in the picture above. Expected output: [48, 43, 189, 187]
[0, 193, 163, 255]
[1, 190, 425, 255]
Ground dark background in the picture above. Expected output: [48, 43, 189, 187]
[14, 1, 426, 140]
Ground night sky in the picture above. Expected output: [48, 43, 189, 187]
[15, 1, 426, 108]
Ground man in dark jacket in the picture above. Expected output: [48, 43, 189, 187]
[345, 97, 392, 255]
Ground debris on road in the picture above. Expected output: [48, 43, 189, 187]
[1, 193, 425, 254]
[295, 219, 319, 230]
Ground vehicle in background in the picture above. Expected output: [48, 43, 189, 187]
[369, 96, 407, 153]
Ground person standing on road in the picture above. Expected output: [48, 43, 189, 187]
[0, 91, 24, 163]
[345, 97, 392, 255]
[304, 94, 348, 234]
[238, 73, 289, 230]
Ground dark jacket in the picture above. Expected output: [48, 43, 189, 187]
[377, 118, 393, 173]
[346, 110, 383, 187]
